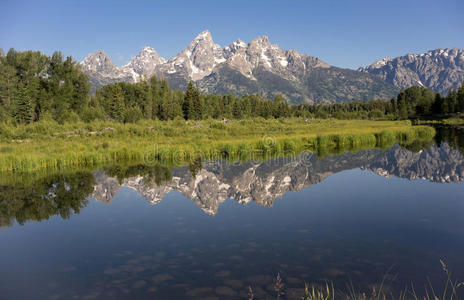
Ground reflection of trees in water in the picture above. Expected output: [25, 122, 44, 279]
[399, 139, 435, 153]
[434, 125, 464, 154]
[189, 158, 203, 178]
[0, 164, 175, 227]
[0, 172, 95, 227]
[103, 163, 172, 187]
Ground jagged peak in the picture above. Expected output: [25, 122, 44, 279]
[81, 49, 116, 72]
[369, 57, 392, 68]
[84, 49, 109, 59]
[398, 48, 461, 60]
[193, 30, 213, 42]
[183, 30, 217, 55]
[140, 46, 157, 53]
[232, 38, 247, 48]
[134, 46, 166, 61]
[95, 49, 107, 55]
[251, 35, 270, 45]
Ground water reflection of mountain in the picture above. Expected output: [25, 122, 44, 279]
[92, 142, 464, 215]
[367, 143, 464, 182]
[1, 141, 463, 226]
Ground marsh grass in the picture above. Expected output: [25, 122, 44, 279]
[0, 118, 435, 172]
[273, 261, 464, 300]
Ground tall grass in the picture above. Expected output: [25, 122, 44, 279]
[0, 118, 435, 172]
[261, 261, 463, 300]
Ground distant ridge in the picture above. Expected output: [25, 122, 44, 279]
[359, 48, 464, 95]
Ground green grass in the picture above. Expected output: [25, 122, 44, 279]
[0, 118, 435, 172]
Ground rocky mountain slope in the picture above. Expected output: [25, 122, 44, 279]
[359, 48, 464, 95]
[81, 30, 397, 103]
[92, 142, 464, 215]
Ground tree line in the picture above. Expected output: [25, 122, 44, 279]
[1, 49, 463, 125]
[296, 85, 464, 120]
[0, 48, 90, 124]
[91, 79, 292, 123]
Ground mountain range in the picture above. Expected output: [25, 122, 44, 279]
[358, 48, 464, 95]
[80, 30, 464, 104]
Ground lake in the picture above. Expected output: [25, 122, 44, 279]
[1, 126, 464, 299]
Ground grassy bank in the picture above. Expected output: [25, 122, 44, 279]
[0, 118, 435, 172]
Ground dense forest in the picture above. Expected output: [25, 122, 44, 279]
[1, 49, 463, 125]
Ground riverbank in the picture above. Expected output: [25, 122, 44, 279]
[0, 118, 435, 172]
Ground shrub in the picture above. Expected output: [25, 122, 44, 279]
[80, 106, 107, 122]
[124, 107, 144, 124]
[57, 111, 81, 124]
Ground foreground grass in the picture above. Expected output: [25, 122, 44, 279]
[0, 118, 435, 172]
[249, 261, 463, 300]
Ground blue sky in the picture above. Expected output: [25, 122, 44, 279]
[1, 0, 463, 69]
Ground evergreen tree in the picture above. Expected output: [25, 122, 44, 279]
[12, 82, 34, 124]
[161, 93, 182, 120]
[449, 90, 458, 113]
[109, 85, 125, 121]
[191, 90, 202, 120]
[150, 75, 161, 119]
[0, 64, 17, 110]
[232, 100, 242, 119]
[432, 93, 443, 115]
[183, 81, 201, 120]
[158, 79, 171, 120]
[458, 81, 464, 113]
[397, 94, 408, 119]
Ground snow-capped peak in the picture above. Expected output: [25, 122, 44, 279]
[233, 39, 247, 48]
[160, 30, 226, 81]
[188, 30, 213, 49]
[195, 30, 212, 40]
[80, 49, 117, 73]
[359, 47, 464, 95]
[121, 46, 166, 80]
[251, 35, 271, 46]
[140, 46, 157, 53]
[370, 57, 392, 68]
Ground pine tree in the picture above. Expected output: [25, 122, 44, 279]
[232, 100, 242, 119]
[183, 81, 201, 120]
[432, 93, 443, 115]
[158, 79, 171, 120]
[458, 81, 464, 113]
[396, 93, 408, 119]
[0, 64, 17, 110]
[150, 75, 161, 119]
[191, 92, 202, 120]
[12, 82, 34, 124]
[109, 85, 125, 122]
[449, 90, 458, 113]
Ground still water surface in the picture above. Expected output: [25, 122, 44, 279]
[1, 127, 464, 299]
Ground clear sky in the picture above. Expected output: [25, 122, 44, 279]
[1, 0, 463, 69]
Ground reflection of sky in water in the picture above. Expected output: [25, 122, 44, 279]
[1, 168, 464, 299]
